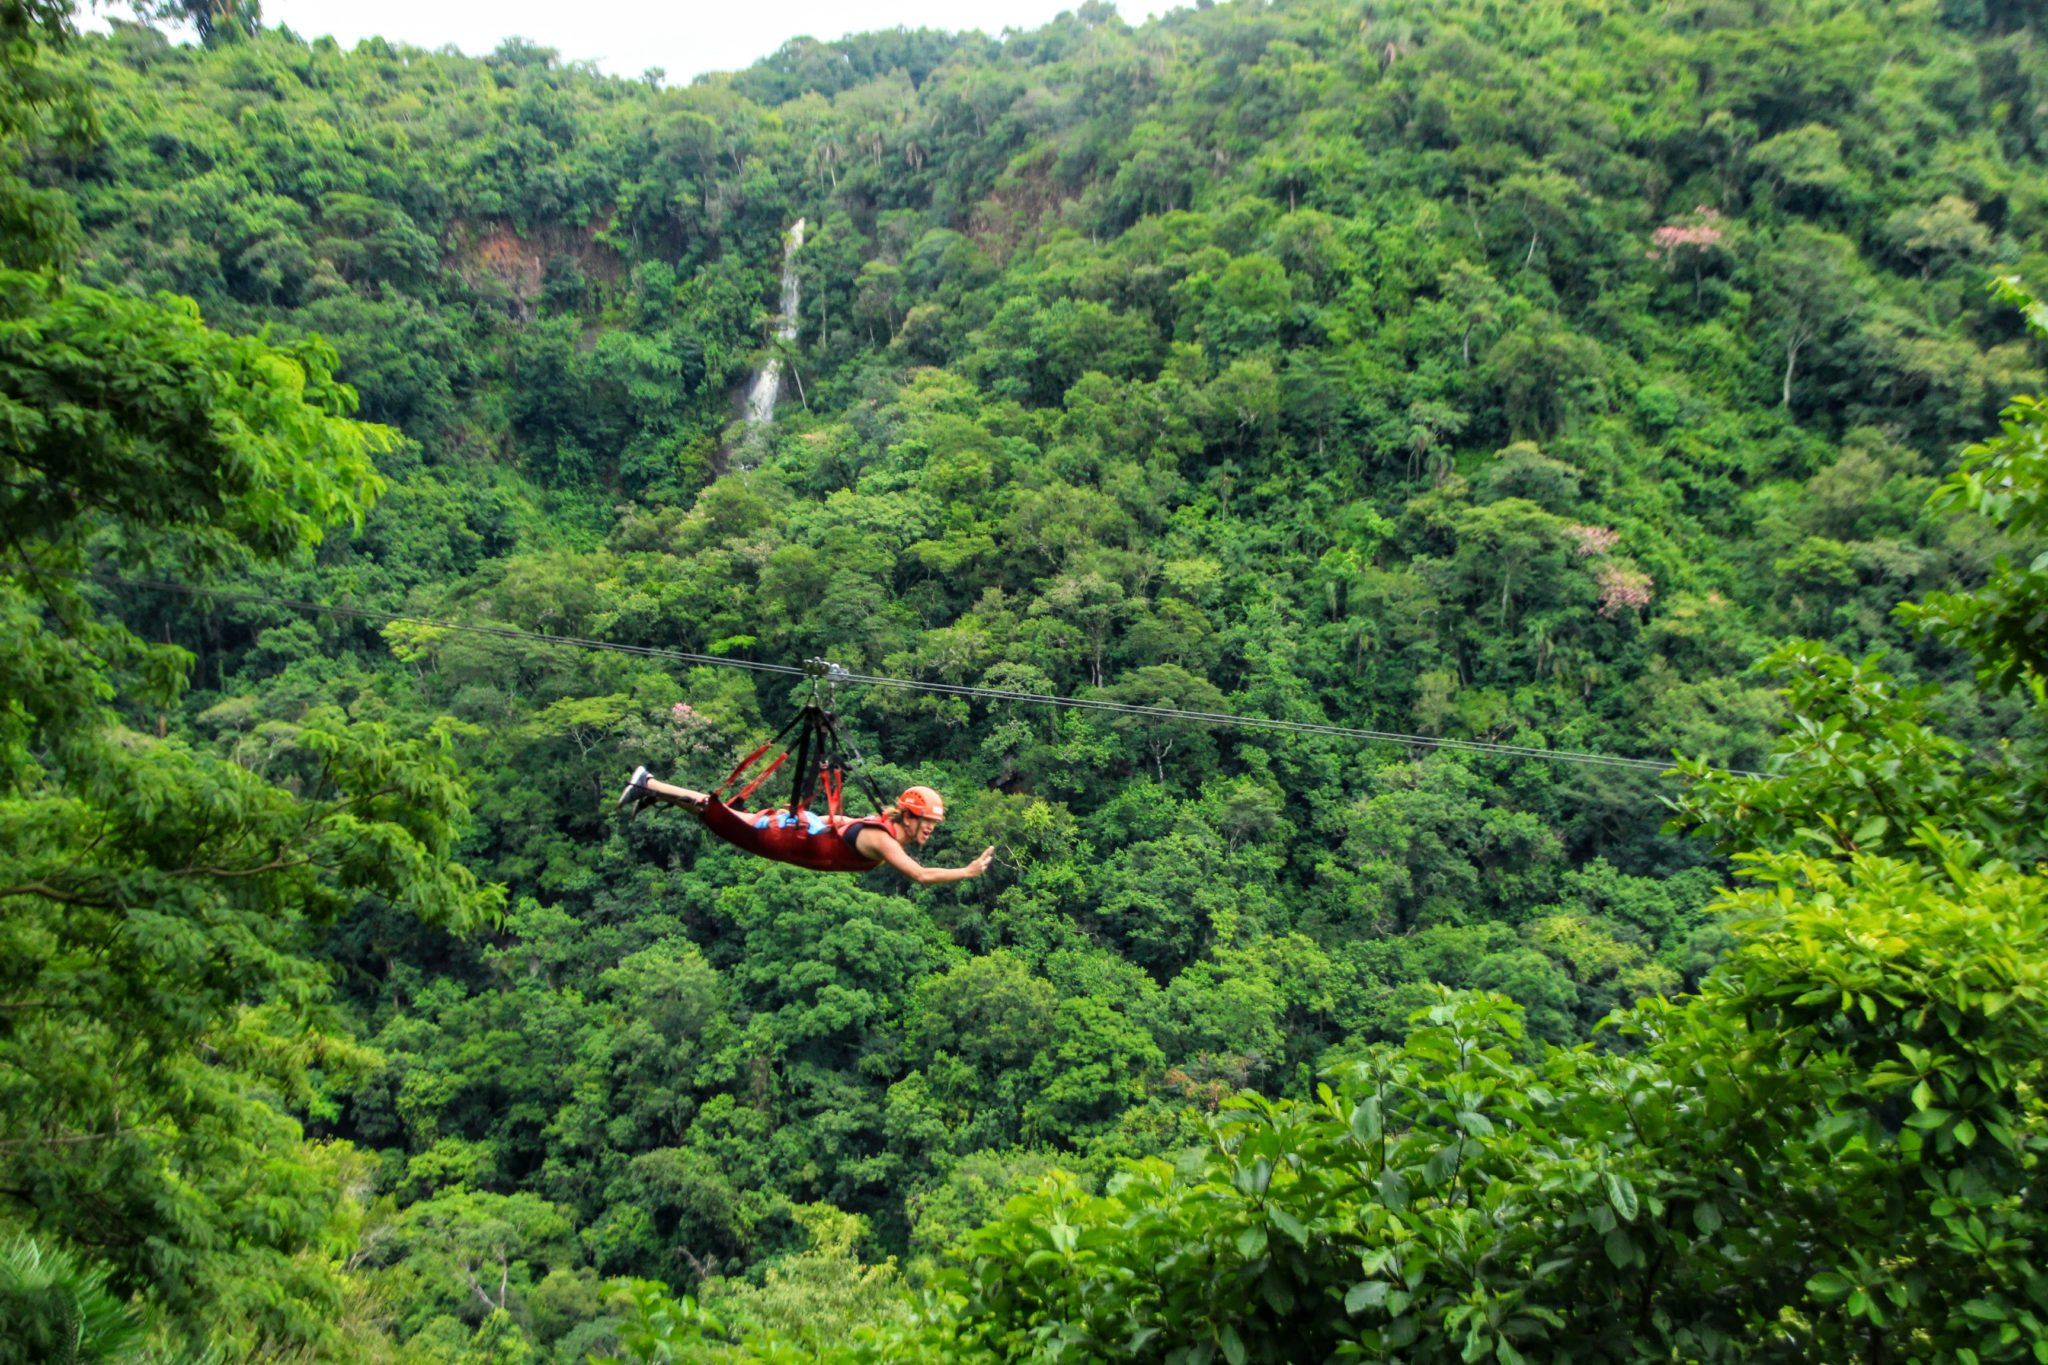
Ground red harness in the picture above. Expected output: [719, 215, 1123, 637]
[689, 704, 891, 873]
[694, 799, 886, 873]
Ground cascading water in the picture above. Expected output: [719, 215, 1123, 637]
[737, 218, 806, 462]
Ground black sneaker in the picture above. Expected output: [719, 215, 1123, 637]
[617, 766, 654, 820]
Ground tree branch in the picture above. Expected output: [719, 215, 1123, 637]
[464, 1264, 499, 1313]
[0, 881, 117, 909]
[0, 1124, 161, 1151]
[168, 856, 321, 878]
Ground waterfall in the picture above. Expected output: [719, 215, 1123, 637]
[741, 218, 806, 446]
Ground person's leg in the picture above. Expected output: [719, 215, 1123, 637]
[642, 776, 709, 808]
[618, 766, 710, 817]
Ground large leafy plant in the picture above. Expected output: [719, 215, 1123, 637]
[0, 9, 499, 1350]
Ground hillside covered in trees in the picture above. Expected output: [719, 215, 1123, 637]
[2, 0, 2046, 1358]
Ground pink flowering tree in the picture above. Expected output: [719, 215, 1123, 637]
[1564, 524, 1654, 618]
[661, 701, 721, 760]
[1597, 561, 1656, 618]
[1564, 523, 1621, 557]
[608, 696, 725, 780]
[1648, 205, 1728, 308]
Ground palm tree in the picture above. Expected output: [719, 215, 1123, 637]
[0, 1236, 148, 1365]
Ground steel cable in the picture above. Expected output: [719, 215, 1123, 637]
[68, 571, 1756, 778]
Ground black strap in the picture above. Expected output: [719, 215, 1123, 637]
[821, 709, 890, 816]
[757, 674, 887, 821]
[785, 704, 816, 816]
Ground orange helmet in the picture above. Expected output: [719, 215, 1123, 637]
[897, 785, 946, 820]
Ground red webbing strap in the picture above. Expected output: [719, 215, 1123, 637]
[732, 751, 789, 804]
[713, 710, 805, 799]
[720, 740, 782, 794]
[716, 740, 775, 795]
[821, 767, 844, 817]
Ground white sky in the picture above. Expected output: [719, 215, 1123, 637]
[82, 1, 1168, 84]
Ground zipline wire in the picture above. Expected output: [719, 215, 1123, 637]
[77, 571, 1757, 779]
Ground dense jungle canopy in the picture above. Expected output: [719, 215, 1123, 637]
[1, 0, 2046, 1358]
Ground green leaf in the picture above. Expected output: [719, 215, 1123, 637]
[1220, 1324, 1247, 1365]
[1346, 1281, 1390, 1315]
[1350, 1096, 1382, 1147]
[1807, 1271, 1855, 1302]
[1692, 1201, 1723, 1236]
[1268, 1205, 1310, 1249]
[1603, 1229, 1634, 1268]
[1604, 1172, 1639, 1222]
[1259, 1266, 1295, 1316]
[1954, 1118, 1979, 1147]
[1235, 1226, 1267, 1261]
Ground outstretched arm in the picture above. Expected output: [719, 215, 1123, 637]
[857, 830, 996, 885]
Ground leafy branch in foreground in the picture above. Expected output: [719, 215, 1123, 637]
[0, 268, 498, 1352]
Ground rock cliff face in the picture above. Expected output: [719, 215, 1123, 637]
[447, 220, 622, 322]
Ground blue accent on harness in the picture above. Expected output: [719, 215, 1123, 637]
[752, 809, 834, 836]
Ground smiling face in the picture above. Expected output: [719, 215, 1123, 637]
[897, 813, 939, 847]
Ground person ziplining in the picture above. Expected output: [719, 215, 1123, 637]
[620, 772, 993, 883]
[616, 659, 994, 884]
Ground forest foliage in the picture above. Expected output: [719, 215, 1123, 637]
[1, 0, 2046, 1357]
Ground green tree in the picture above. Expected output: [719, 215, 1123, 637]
[1484, 314, 1608, 438]
[1754, 224, 1860, 410]
[1095, 663, 1229, 784]
[0, 1235, 146, 1365]
[0, 246, 494, 1355]
[0, 0, 91, 274]
[368, 1189, 576, 1341]
[1023, 996, 1165, 1143]
[1902, 278, 2048, 698]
